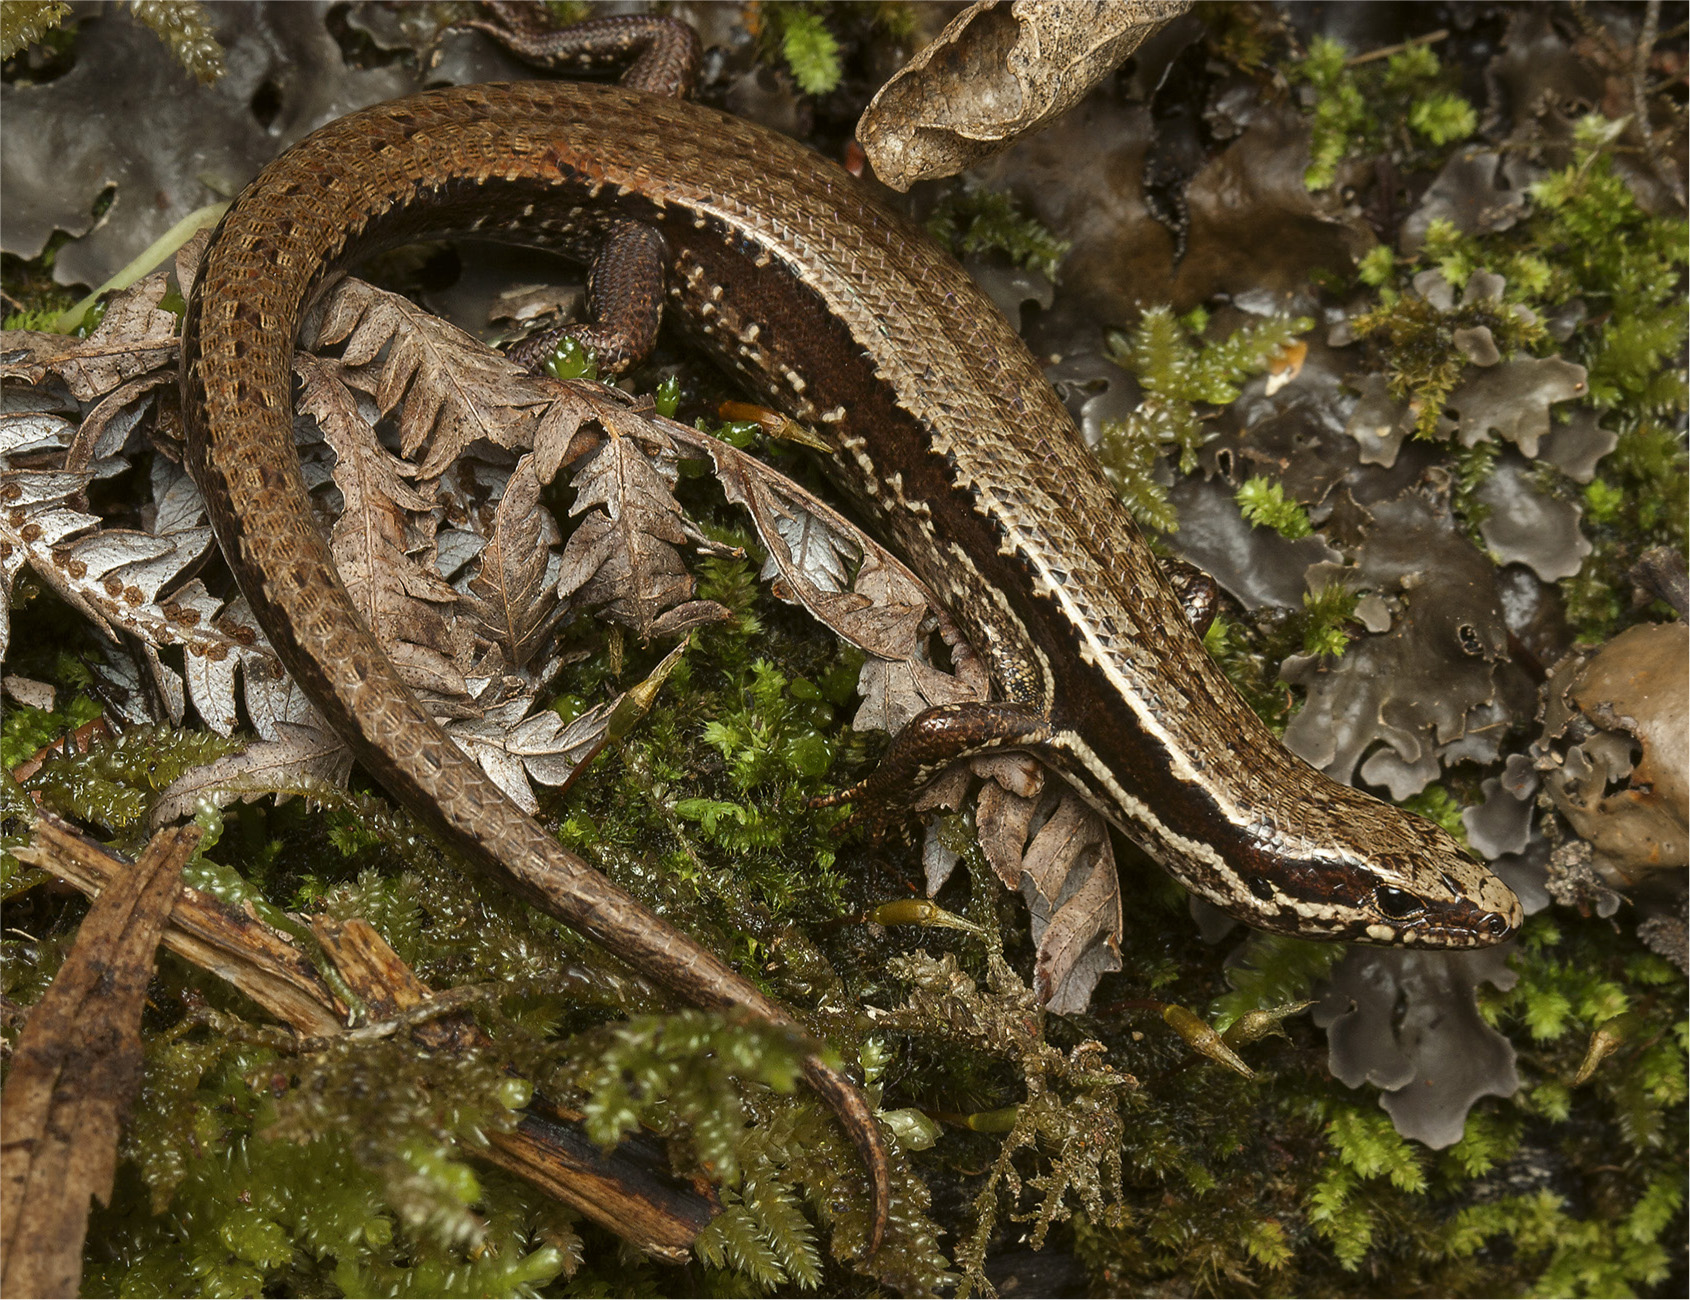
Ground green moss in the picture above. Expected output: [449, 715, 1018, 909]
[1296, 583, 1359, 659]
[1236, 476, 1314, 539]
[21, 725, 241, 835]
[1099, 307, 1312, 529]
[1291, 35, 1477, 190]
[765, 6, 842, 97]
[127, 0, 226, 85]
[1349, 257, 1548, 436]
[1400, 784, 1467, 845]
[926, 185, 1072, 283]
[0, 0, 69, 61]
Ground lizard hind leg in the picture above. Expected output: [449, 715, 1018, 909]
[505, 219, 668, 375]
[818, 701, 1054, 835]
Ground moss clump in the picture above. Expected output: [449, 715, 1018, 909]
[21, 725, 242, 835]
[1291, 35, 1478, 190]
[1236, 476, 1314, 540]
[1100, 307, 1312, 530]
[926, 185, 1072, 283]
[1348, 260, 1549, 436]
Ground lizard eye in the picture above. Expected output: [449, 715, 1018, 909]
[1374, 885, 1426, 919]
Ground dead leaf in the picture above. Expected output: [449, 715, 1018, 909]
[152, 720, 354, 824]
[555, 418, 694, 639]
[0, 273, 179, 401]
[299, 354, 471, 702]
[1023, 802, 1123, 1014]
[860, 0, 1193, 190]
[309, 277, 539, 475]
[956, 758, 1124, 1014]
[0, 822, 198, 1299]
[666, 419, 989, 732]
[462, 453, 565, 670]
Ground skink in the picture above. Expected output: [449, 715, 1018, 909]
[179, 21, 1521, 1255]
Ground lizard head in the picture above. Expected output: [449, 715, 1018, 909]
[1217, 796, 1523, 947]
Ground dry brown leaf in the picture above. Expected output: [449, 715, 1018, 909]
[152, 721, 355, 824]
[860, 0, 1193, 190]
[299, 354, 472, 703]
[65, 372, 171, 470]
[531, 380, 617, 483]
[462, 452, 564, 671]
[0, 822, 198, 1299]
[664, 419, 988, 731]
[555, 417, 693, 639]
[0, 272, 179, 401]
[1019, 796, 1123, 1014]
[951, 757, 1125, 1013]
[307, 277, 540, 475]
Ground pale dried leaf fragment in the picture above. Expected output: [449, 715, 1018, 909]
[0, 822, 197, 1300]
[67, 373, 170, 469]
[153, 721, 354, 824]
[860, 0, 1193, 190]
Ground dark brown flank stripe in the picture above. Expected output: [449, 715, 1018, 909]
[180, 79, 1522, 1253]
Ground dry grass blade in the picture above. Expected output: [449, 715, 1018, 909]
[0, 821, 200, 1299]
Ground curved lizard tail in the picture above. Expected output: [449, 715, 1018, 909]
[177, 133, 890, 1259]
